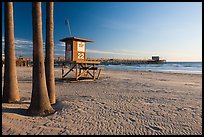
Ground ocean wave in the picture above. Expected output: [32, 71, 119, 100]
[101, 62, 202, 74]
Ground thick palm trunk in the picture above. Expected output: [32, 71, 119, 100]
[45, 2, 56, 104]
[28, 2, 55, 116]
[3, 2, 20, 103]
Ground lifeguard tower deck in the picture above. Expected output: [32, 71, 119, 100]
[59, 37, 103, 82]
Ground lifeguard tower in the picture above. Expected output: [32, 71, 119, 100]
[59, 37, 103, 81]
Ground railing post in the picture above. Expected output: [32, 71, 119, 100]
[76, 63, 78, 81]
[62, 63, 64, 78]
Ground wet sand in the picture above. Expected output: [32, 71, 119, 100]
[2, 67, 202, 135]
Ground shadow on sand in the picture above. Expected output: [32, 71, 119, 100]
[2, 106, 30, 117]
[55, 78, 72, 84]
[2, 99, 65, 117]
[17, 78, 32, 83]
[51, 99, 65, 112]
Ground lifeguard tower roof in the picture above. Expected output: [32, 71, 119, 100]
[60, 37, 94, 43]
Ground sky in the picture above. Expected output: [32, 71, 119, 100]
[1, 2, 202, 62]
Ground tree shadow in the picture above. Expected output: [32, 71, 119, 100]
[55, 77, 66, 83]
[2, 99, 65, 117]
[51, 99, 64, 112]
[18, 79, 32, 83]
[14, 101, 30, 105]
[2, 106, 31, 117]
[55, 77, 99, 83]
[2, 103, 56, 117]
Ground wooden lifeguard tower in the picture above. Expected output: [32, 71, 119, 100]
[59, 37, 103, 81]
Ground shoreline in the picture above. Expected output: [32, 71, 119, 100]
[103, 68, 202, 75]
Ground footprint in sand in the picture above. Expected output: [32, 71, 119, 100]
[149, 125, 162, 131]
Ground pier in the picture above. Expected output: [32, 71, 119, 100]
[86, 58, 166, 65]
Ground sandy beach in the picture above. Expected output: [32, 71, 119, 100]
[2, 66, 202, 135]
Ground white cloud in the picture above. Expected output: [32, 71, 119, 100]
[56, 42, 65, 47]
[86, 48, 150, 59]
[14, 39, 33, 46]
[2, 37, 66, 57]
[86, 49, 116, 54]
[87, 48, 137, 56]
[2, 37, 33, 47]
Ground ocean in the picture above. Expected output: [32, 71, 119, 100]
[99, 62, 202, 74]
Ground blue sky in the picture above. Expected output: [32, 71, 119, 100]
[2, 2, 202, 61]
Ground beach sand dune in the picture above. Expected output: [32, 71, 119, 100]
[2, 67, 202, 135]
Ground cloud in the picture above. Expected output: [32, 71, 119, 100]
[2, 37, 33, 47]
[87, 48, 138, 56]
[2, 38, 33, 57]
[86, 49, 116, 54]
[2, 37, 66, 57]
[56, 42, 65, 47]
[14, 39, 33, 46]
[86, 48, 150, 59]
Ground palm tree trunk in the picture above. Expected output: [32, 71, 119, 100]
[45, 2, 56, 104]
[28, 2, 55, 116]
[3, 2, 20, 103]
